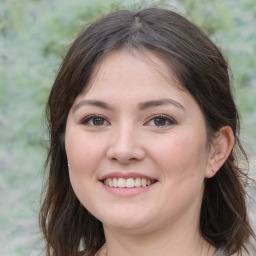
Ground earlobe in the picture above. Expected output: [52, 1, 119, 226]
[205, 126, 235, 178]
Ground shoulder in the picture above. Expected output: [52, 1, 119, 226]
[214, 247, 254, 256]
[214, 248, 226, 256]
[214, 184, 256, 256]
[247, 183, 256, 247]
[241, 183, 256, 255]
[246, 184, 256, 228]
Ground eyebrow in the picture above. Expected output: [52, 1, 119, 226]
[138, 98, 185, 111]
[73, 98, 185, 112]
[73, 100, 114, 112]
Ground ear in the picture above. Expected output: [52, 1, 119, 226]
[205, 126, 235, 178]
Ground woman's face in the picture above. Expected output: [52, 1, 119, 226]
[65, 50, 214, 234]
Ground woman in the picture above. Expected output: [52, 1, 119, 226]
[40, 8, 256, 256]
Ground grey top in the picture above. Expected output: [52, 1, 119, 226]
[212, 184, 256, 256]
[213, 248, 226, 256]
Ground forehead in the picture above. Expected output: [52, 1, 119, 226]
[76, 49, 185, 101]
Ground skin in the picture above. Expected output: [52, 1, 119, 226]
[65, 50, 234, 256]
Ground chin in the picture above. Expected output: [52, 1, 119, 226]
[98, 210, 154, 231]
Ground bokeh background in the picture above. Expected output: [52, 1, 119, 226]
[0, 0, 255, 255]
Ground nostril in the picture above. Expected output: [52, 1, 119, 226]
[106, 144, 145, 164]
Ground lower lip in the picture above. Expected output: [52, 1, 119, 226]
[101, 182, 157, 196]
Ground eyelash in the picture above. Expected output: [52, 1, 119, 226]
[145, 114, 176, 127]
[81, 114, 110, 127]
[80, 114, 176, 127]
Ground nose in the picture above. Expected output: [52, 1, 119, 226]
[106, 124, 145, 164]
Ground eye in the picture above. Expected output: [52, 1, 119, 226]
[145, 115, 176, 127]
[81, 115, 110, 127]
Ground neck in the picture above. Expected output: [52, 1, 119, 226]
[102, 222, 216, 256]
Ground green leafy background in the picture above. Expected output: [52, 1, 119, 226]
[0, 0, 255, 255]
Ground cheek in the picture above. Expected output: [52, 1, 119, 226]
[152, 134, 207, 213]
[65, 129, 105, 173]
[65, 132, 103, 208]
[151, 132, 208, 178]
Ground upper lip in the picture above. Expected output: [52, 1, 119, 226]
[99, 172, 157, 181]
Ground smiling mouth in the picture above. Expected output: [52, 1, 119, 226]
[103, 177, 157, 188]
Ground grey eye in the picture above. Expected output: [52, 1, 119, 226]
[154, 117, 167, 126]
[81, 115, 109, 126]
[92, 117, 105, 126]
[146, 115, 175, 127]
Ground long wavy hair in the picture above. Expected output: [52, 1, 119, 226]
[40, 8, 255, 256]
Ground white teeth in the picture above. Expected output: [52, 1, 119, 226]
[126, 178, 134, 188]
[118, 178, 126, 188]
[113, 178, 118, 187]
[134, 178, 141, 187]
[103, 177, 154, 188]
[108, 178, 113, 187]
[141, 178, 147, 187]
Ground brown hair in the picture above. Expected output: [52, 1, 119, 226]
[40, 8, 255, 256]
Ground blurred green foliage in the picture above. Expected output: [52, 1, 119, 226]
[182, 0, 256, 138]
[0, 0, 255, 255]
